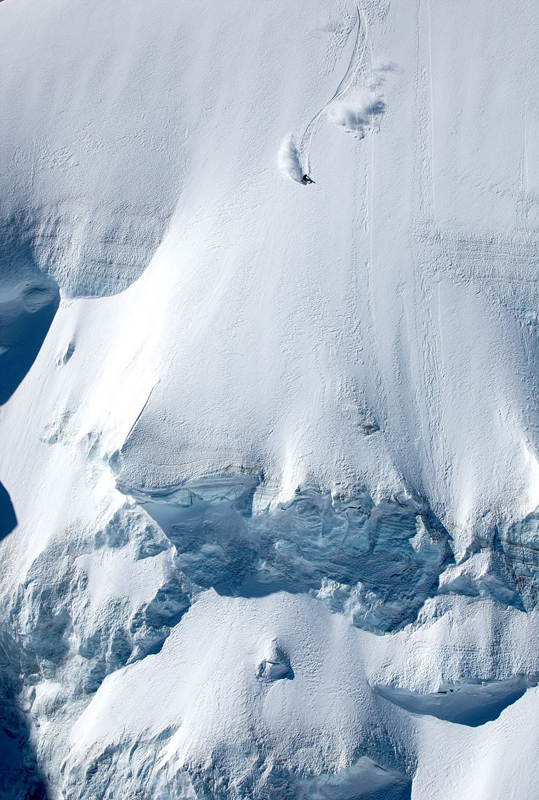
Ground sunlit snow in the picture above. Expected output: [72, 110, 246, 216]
[1, 0, 539, 798]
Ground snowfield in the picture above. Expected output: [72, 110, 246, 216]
[1, 0, 539, 797]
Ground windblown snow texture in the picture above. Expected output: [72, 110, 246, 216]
[1, 0, 539, 798]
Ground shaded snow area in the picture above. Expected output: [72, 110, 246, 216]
[2, 0, 539, 798]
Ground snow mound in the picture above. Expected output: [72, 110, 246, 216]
[256, 639, 294, 683]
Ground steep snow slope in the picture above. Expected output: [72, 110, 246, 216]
[1, 0, 539, 797]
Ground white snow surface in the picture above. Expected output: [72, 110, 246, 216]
[1, 0, 539, 797]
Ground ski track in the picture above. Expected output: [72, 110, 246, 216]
[300, 6, 369, 174]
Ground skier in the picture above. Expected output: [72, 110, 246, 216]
[301, 174, 314, 185]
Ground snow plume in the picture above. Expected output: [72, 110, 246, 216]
[277, 133, 304, 183]
[328, 90, 386, 139]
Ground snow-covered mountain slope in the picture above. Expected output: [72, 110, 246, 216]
[1, 0, 539, 797]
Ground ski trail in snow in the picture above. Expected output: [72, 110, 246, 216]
[299, 7, 369, 174]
